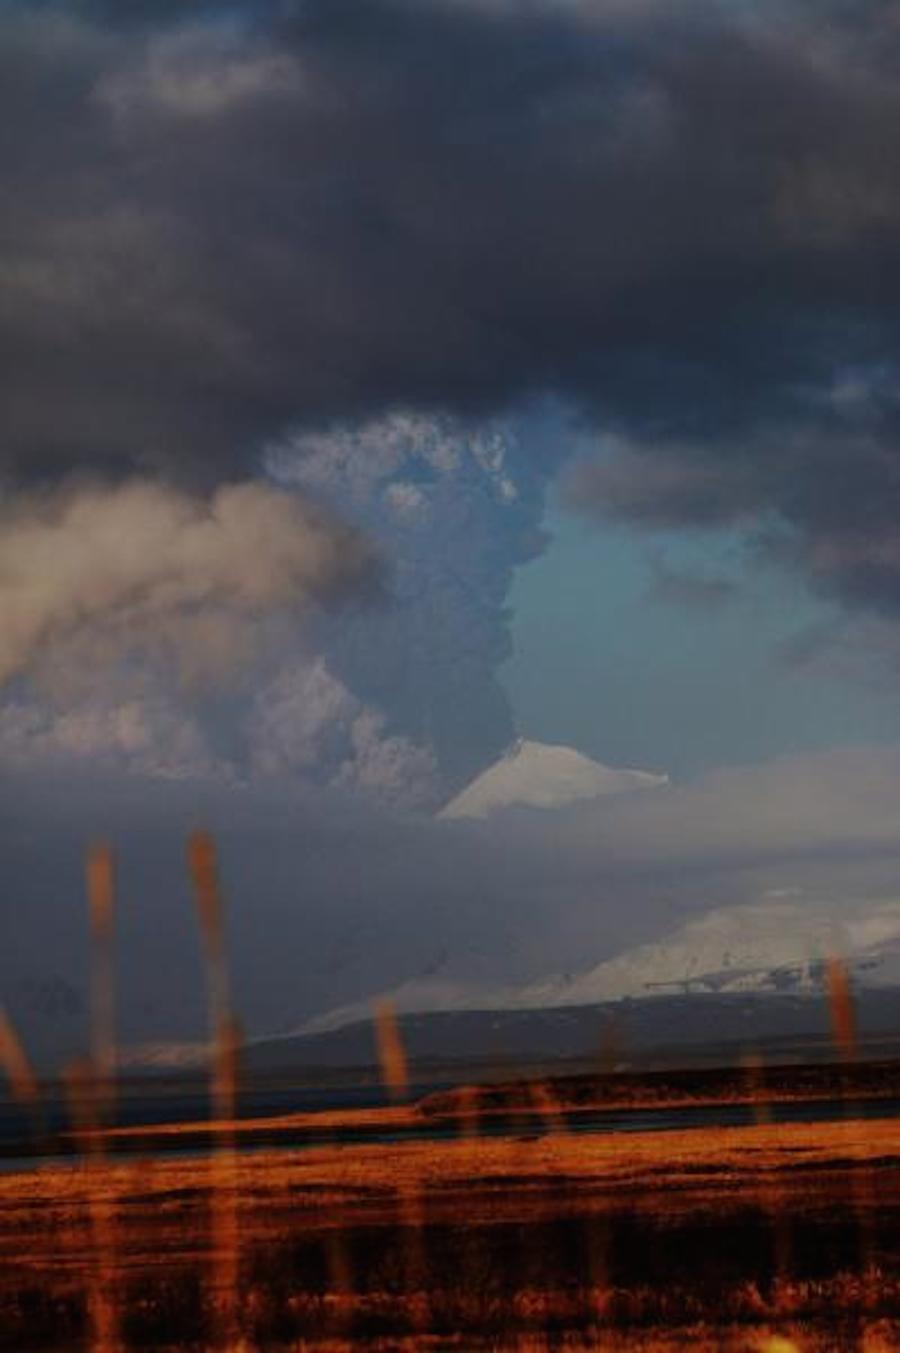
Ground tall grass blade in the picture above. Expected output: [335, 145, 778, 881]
[86, 842, 116, 1123]
[372, 997, 409, 1103]
[825, 956, 857, 1060]
[187, 829, 241, 1350]
[63, 1058, 121, 1353]
[0, 1007, 40, 1112]
[824, 956, 875, 1307]
[371, 998, 427, 1330]
[742, 1050, 792, 1303]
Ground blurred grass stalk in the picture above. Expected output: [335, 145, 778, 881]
[64, 1058, 121, 1353]
[742, 1050, 792, 1299]
[0, 1005, 49, 1162]
[373, 997, 429, 1331]
[825, 955, 876, 1305]
[187, 830, 241, 1349]
[0, 1007, 41, 1123]
[78, 841, 121, 1351]
[373, 997, 409, 1103]
[87, 842, 116, 1124]
[825, 957, 857, 1063]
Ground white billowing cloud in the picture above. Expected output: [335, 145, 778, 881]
[0, 479, 373, 689]
[249, 659, 356, 775]
[269, 410, 520, 513]
[0, 654, 436, 807]
[0, 697, 222, 781]
[248, 658, 437, 811]
[331, 708, 438, 809]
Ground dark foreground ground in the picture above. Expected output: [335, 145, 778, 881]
[2, 1108, 900, 1350]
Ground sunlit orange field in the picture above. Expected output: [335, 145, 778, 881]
[2, 1108, 900, 1351]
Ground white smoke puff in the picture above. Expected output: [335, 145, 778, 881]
[333, 708, 438, 812]
[0, 479, 374, 689]
[384, 482, 428, 520]
[248, 657, 437, 811]
[268, 411, 520, 511]
[249, 658, 356, 775]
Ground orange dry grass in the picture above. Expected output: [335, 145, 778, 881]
[1, 1113, 897, 1344]
[6, 1112, 900, 1219]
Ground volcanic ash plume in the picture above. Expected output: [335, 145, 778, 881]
[0, 479, 375, 691]
[266, 411, 555, 800]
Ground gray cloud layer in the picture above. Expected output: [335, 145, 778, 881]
[5, 741, 900, 1065]
[0, 3, 894, 461]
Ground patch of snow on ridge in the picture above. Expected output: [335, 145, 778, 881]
[117, 1041, 209, 1070]
[438, 738, 668, 819]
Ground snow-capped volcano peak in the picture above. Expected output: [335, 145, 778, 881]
[437, 738, 668, 820]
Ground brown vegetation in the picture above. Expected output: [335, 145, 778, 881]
[1, 1115, 900, 1348]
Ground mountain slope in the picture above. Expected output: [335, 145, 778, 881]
[288, 897, 900, 1040]
[518, 898, 900, 1007]
[438, 738, 668, 819]
[514, 901, 840, 1006]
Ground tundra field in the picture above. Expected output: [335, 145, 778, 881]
[2, 1083, 900, 1352]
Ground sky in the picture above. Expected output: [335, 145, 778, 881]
[3, 0, 900, 1062]
[505, 498, 900, 779]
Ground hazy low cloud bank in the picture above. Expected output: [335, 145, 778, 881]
[4, 742, 900, 1066]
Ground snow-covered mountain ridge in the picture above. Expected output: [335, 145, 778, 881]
[514, 899, 900, 1006]
[296, 896, 900, 1036]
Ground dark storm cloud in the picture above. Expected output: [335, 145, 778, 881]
[4, 0, 900, 615]
[570, 385, 900, 615]
[0, 1, 897, 480]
